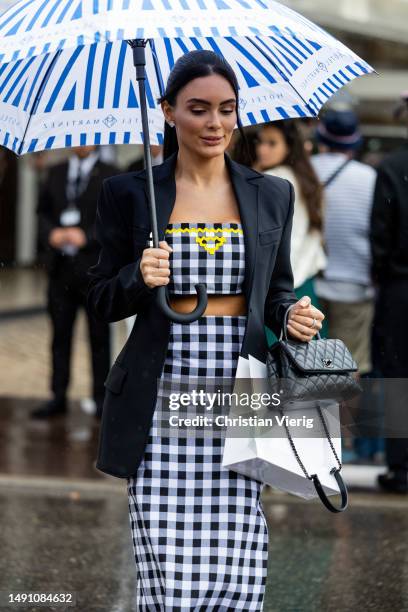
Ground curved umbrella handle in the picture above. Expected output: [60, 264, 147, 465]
[130, 39, 208, 324]
[156, 283, 208, 323]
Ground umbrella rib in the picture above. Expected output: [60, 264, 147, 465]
[17, 49, 62, 155]
[148, 38, 165, 98]
[244, 36, 318, 118]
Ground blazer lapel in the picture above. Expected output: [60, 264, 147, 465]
[225, 156, 260, 303]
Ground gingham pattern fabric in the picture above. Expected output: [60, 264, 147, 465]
[127, 316, 269, 611]
[164, 222, 245, 295]
[163, 315, 246, 378]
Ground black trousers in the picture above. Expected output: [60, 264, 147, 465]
[46, 257, 111, 404]
[373, 278, 408, 473]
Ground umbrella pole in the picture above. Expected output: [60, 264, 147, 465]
[129, 39, 208, 323]
[130, 40, 160, 248]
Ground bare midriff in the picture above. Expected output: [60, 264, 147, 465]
[169, 293, 247, 316]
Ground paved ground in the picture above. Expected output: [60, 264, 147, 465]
[0, 267, 46, 312]
[0, 268, 128, 400]
[0, 475, 407, 612]
[0, 398, 102, 479]
[0, 397, 406, 612]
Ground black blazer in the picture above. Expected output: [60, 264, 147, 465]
[37, 158, 119, 276]
[87, 152, 298, 478]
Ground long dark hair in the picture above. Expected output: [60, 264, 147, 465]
[158, 50, 248, 159]
[231, 127, 259, 169]
[260, 121, 323, 231]
[232, 121, 322, 230]
[271, 121, 323, 230]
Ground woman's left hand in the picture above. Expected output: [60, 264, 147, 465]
[286, 296, 325, 342]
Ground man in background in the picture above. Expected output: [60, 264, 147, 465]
[31, 145, 118, 419]
[311, 110, 376, 379]
[311, 109, 378, 463]
[370, 91, 408, 493]
[126, 144, 163, 173]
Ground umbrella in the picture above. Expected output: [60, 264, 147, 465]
[0, 0, 375, 322]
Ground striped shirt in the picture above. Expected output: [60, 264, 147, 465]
[311, 153, 377, 294]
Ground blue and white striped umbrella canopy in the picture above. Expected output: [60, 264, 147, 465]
[0, 0, 374, 155]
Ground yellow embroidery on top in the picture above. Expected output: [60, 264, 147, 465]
[164, 226, 243, 255]
[195, 234, 226, 255]
[165, 227, 243, 234]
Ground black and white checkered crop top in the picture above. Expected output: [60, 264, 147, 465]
[164, 222, 245, 295]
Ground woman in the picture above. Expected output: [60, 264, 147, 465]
[253, 121, 327, 342]
[87, 50, 325, 610]
[256, 122, 326, 293]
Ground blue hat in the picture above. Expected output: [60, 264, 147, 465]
[316, 110, 362, 150]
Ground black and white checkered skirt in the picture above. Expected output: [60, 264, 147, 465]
[127, 315, 268, 611]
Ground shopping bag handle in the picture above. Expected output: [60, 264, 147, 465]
[278, 403, 349, 513]
[311, 468, 348, 513]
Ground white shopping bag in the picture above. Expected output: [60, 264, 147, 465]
[221, 354, 343, 501]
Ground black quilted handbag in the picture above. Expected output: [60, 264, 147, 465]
[266, 305, 362, 513]
[266, 306, 362, 403]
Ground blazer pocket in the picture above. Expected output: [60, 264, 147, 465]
[259, 226, 282, 246]
[104, 362, 128, 395]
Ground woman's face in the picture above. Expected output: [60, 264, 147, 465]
[161, 74, 237, 159]
[256, 126, 289, 171]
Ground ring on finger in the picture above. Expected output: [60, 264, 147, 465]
[311, 317, 317, 329]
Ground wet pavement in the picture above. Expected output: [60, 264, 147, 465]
[0, 401, 407, 612]
[0, 398, 102, 480]
[0, 478, 135, 612]
[0, 267, 128, 401]
[262, 489, 408, 612]
[0, 476, 407, 612]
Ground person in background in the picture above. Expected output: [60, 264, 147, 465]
[311, 110, 376, 378]
[256, 121, 326, 293]
[229, 128, 259, 169]
[370, 91, 408, 493]
[236, 121, 327, 344]
[311, 110, 377, 463]
[31, 145, 118, 420]
[126, 144, 163, 173]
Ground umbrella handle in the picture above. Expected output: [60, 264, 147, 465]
[129, 38, 209, 324]
[157, 284, 208, 323]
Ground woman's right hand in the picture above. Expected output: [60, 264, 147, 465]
[139, 240, 173, 289]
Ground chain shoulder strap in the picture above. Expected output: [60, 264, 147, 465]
[278, 402, 348, 512]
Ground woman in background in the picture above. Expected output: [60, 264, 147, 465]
[233, 121, 327, 343]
